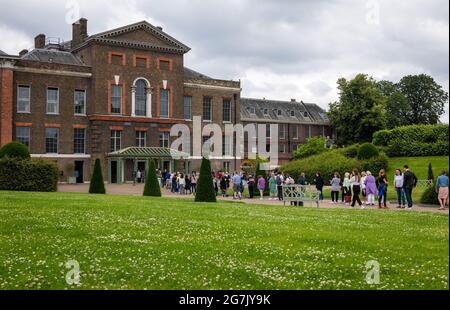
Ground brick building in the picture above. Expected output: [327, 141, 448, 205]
[0, 18, 330, 183]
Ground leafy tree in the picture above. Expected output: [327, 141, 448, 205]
[293, 136, 328, 159]
[195, 157, 217, 202]
[89, 159, 106, 194]
[397, 74, 448, 124]
[143, 160, 162, 197]
[328, 74, 387, 145]
[0, 141, 31, 160]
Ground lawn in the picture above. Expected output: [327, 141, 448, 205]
[0, 191, 448, 290]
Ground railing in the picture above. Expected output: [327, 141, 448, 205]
[415, 179, 433, 189]
[282, 185, 321, 208]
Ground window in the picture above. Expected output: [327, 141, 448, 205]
[110, 130, 121, 152]
[160, 89, 170, 118]
[292, 144, 298, 152]
[111, 85, 122, 114]
[183, 96, 192, 120]
[307, 125, 312, 138]
[159, 60, 171, 70]
[135, 79, 147, 116]
[266, 125, 271, 139]
[17, 85, 30, 113]
[249, 107, 256, 115]
[280, 144, 287, 153]
[159, 132, 169, 148]
[263, 108, 268, 116]
[280, 124, 286, 139]
[223, 135, 232, 156]
[16, 127, 30, 148]
[223, 99, 232, 122]
[202, 135, 212, 153]
[304, 112, 309, 118]
[290, 110, 295, 117]
[293, 125, 299, 139]
[46, 88, 59, 114]
[223, 162, 230, 173]
[136, 131, 147, 147]
[277, 109, 282, 116]
[74, 90, 86, 115]
[74, 128, 85, 154]
[45, 128, 59, 154]
[110, 53, 125, 65]
[203, 97, 212, 121]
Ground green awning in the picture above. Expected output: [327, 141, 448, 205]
[107, 147, 189, 159]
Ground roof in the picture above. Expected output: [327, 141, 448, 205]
[73, 21, 190, 54]
[21, 49, 86, 66]
[0, 50, 6, 56]
[184, 67, 211, 79]
[240, 98, 329, 124]
[107, 147, 190, 159]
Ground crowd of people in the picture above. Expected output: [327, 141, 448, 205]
[136, 165, 449, 210]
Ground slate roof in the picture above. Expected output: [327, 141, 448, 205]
[184, 67, 212, 80]
[21, 48, 86, 66]
[0, 50, 7, 56]
[107, 147, 190, 159]
[240, 98, 329, 125]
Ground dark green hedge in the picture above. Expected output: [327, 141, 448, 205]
[420, 185, 439, 205]
[373, 124, 449, 157]
[357, 143, 379, 160]
[89, 159, 106, 194]
[0, 141, 30, 160]
[0, 157, 58, 192]
[282, 150, 389, 184]
[195, 157, 217, 202]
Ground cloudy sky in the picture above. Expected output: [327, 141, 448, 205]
[0, 0, 448, 122]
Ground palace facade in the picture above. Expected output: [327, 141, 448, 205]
[0, 18, 331, 183]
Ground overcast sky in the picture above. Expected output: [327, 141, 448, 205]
[0, 0, 448, 122]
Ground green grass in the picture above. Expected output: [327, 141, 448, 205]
[0, 191, 448, 290]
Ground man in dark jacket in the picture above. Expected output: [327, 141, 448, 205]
[403, 165, 418, 209]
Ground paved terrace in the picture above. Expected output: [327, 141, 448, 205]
[58, 184, 448, 214]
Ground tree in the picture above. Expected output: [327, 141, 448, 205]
[143, 160, 162, 197]
[294, 136, 328, 159]
[0, 141, 31, 160]
[89, 159, 106, 194]
[397, 74, 448, 124]
[328, 74, 387, 145]
[195, 157, 216, 202]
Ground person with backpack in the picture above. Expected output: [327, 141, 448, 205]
[403, 165, 418, 210]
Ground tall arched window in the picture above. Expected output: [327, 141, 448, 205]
[135, 79, 147, 116]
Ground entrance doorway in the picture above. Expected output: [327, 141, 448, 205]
[163, 161, 170, 172]
[111, 161, 118, 184]
[74, 161, 84, 183]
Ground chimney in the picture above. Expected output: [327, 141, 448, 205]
[156, 26, 163, 31]
[19, 49, 28, 57]
[34, 34, 46, 49]
[72, 18, 88, 47]
[291, 98, 296, 102]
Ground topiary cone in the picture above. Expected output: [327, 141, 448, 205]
[195, 157, 217, 202]
[143, 159, 162, 197]
[89, 159, 106, 194]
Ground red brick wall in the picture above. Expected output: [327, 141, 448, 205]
[0, 67, 13, 146]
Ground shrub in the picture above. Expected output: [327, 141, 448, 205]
[89, 159, 106, 194]
[373, 124, 449, 157]
[294, 137, 328, 159]
[427, 163, 434, 181]
[0, 157, 58, 192]
[339, 144, 360, 158]
[282, 150, 389, 185]
[143, 160, 161, 197]
[421, 184, 439, 205]
[0, 141, 30, 160]
[195, 157, 217, 202]
[357, 143, 379, 160]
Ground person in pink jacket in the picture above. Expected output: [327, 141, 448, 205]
[257, 175, 266, 200]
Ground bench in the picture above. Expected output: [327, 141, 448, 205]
[282, 185, 321, 208]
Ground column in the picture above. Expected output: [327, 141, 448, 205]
[131, 86, 136, 117]
[146, 87, 153, 118]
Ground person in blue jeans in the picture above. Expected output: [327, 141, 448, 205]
[403, 165, 417, 209]
[394, 169, 406, 208]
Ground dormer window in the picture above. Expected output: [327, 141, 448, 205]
[304, 112, 309, 118]
[263, 108, 268, 115]
[249, 107, 256, 114]
[290, 110, 295, 117]
[277, 109, 282, 116]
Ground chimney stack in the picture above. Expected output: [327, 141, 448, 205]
[291, 98, 296, 102]
[72, 18, 88, 47]
[34, 34, 46, 49]
[156, 26, 163, 31]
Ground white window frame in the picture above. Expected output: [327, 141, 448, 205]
[160, 89, 170, 119]
[46, 87, 59, 115]
[73, 128, 86, 154]
[183, 96, 192, 120]
[45, 128, 59, 154]
[293, 125, 299, 139]
[136, 131, 147, 148]
[16, 126, 31, 149]
[203, 97, 212, 122]
[17, 85, 31, 113]
[74, 89, 86, 116]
